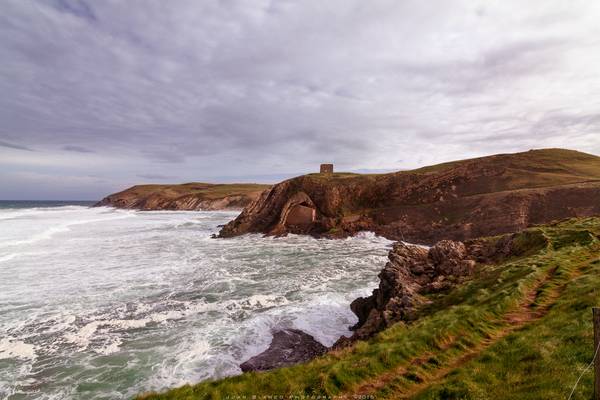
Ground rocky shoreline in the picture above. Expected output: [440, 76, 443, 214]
[233, 150, 600, 371]
[239, 238, 472, 371]
[93, 149, 600, 375]
[239, 229, 547, 371]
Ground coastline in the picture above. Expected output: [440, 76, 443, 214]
[0, 206, 392, 399]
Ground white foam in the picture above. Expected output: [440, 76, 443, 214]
[64, 318, 149, 350]
[96, 338, 123, 355]
[0, 206, 393, 399]
[0, 338, 37, 360]
[237, 294, 289, 309]
[1, 212, 136, 248]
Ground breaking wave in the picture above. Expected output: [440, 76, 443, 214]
[0, 205, 392, 399]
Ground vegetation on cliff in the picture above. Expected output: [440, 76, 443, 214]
[95, 183, 270, 211]
[138, 217, 600, 399]
[219, 148, 600, 244]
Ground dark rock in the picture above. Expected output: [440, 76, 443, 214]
[240, 329, 327, 372]
[349, 296, 376, 330]
[336, 239, 478, 346]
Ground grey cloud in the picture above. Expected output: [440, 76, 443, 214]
[62, 145, 95, 153]
[531, 112, 600, 135]
[1, 0, 600, 199]
[140, 149, 186, 163]
[137, 173, 176, 180]
[49, 0, 97, 22]
[392, 37, 568, 97]
[0, 140, 34, 151]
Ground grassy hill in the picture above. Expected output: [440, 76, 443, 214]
[311, 148, 600, 187]
[219, 148, 600, 243]
[139, 217, 600, 399]
[95, 183, 271, 210]
[406, 148, 600, 195]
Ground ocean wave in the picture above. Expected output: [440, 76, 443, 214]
[0, 205, 93, 220]
[0, 208, 392, 399]
[0, 211, 137, 249]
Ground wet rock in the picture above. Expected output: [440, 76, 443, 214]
[336, 239, 477, 346]
[349, 296, 376, 330]
[240, 329, 327, 372]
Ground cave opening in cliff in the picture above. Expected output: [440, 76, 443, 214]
[285, 203, 316, 227]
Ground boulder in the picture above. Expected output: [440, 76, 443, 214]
[240, 329, 327, 372]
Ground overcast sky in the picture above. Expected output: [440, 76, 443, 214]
[1, 0, 600, 200]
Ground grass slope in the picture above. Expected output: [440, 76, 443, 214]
[411, 148, 600, 177]
[138, 217, 600, 399]
[306, 148, 600, 190]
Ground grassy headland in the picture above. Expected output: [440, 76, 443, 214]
[95, 183, 271, 210]
[219, 149, 600, 244]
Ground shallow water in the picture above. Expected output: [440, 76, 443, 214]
[0, 205, 393, 399]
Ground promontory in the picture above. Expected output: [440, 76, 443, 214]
[95, 183, 270, 211]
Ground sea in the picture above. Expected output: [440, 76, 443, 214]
[0, 201, 393, 399]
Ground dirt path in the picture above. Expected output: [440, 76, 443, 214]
[344, 265, 562, 398]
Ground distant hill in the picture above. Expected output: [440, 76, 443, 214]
[219, 148, 600, 243]
[95, 183, 271, 211]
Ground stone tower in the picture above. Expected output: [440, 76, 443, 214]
[320, 163, 333, 174]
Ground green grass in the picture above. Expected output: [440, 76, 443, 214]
[411, 148, 600, 178]
[137, 217, 600, 400]
[413, 246, 600, 398]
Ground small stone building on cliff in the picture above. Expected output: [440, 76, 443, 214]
[320, 164, 333, 174]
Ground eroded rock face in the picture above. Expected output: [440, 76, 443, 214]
[335, 229, 550, 347]
[239, 329, 327, 372]
[339, 240, 476, 344]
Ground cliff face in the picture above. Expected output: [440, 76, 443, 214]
[338, 240, 476, 344]
[95, 183, 270, 211]
[219, 149, 600, 244]
[337, 230, 551, 345]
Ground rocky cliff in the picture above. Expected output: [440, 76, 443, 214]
[342, 240, 475, 342]
[95, 183, 270, 211]
[336, 229, 551, 345]
[219, 149, 600, 244]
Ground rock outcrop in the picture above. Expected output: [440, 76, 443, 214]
[95, 183, 270, 211]
[338, 240, 476, 344]
[239, 329, 327, 372]
[333, 229, 552, 347]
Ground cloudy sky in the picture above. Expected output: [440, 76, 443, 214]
[1, 0, 600, 199]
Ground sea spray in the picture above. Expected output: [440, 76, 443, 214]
[0, 204, 392, 399]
